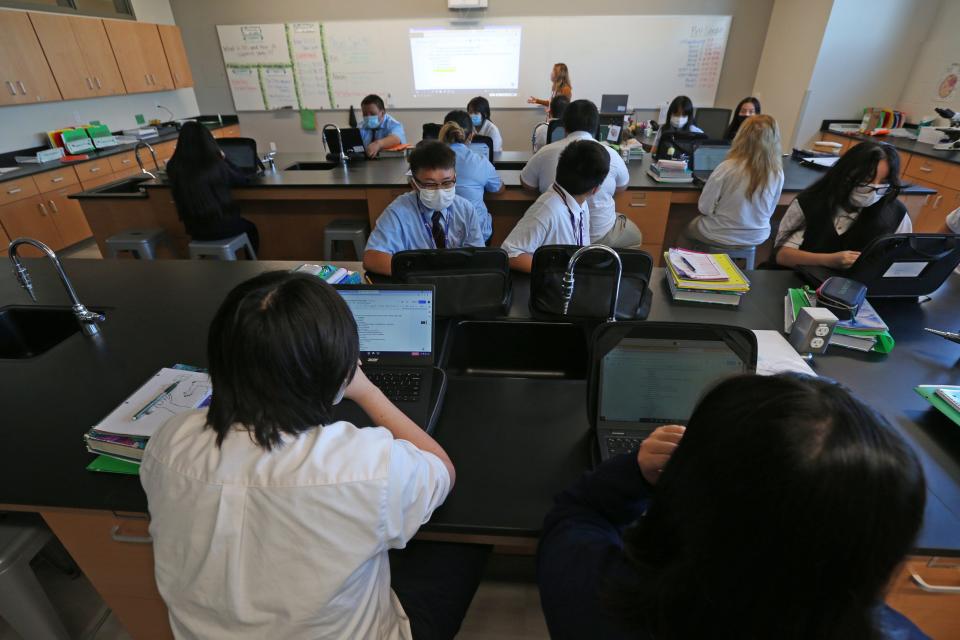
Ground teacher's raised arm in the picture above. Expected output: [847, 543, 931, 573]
[528, 62, 572, 108]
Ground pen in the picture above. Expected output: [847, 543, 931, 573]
[924, 328, 960, 345]
[132, 381, 180, 421]
[680, 256, 698, 274]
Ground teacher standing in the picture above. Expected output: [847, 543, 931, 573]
[528, 63, 572, 108]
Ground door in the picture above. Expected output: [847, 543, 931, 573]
[29, 12, 95, 101]
[104, 18, 150, 93]
[139, 23, 174, 91]
[158, 25, 192, 89]
[71, 16, 126, 96]
[44, 187, 92, 247]
[0, 197, 64, 254]
[0, 10, 62, 105]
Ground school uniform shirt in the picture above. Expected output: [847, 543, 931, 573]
[476, 119, 503, 152]
[366, 190, 486, 254]
[653, 123, 705, 150]
[140, 411, 451, 640]
[502, 184, 589, 257]
[532, 121, 549, 152]
[360, 113, 407, 147]
[519, 131, 629, 241]
[775, 199, 912, 249]
[450, 142, 502, 239]
[693, 159, 785, 246]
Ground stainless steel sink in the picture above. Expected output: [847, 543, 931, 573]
[284, 161, 339, 171]
[0, 306, 84, 359]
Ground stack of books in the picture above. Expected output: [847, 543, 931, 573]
[663, 248, 751, 306]
[647, 159, 692, 183]
[295, 263, 363, 284]
[784, 288, 894, 353]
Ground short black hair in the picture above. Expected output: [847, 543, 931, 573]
[409, 140, 456, 175]
[360, 94, 385, 111]
[205, 271, 359, 450]
[467, 96, 491, 122]
[555, 139, 609, 196]
[549, 95, 570, 119]
[562, 99, 599, 135]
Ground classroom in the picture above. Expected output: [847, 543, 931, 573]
[0, 0, 959, 638]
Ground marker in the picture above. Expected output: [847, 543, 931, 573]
[132, 381, 180, 421]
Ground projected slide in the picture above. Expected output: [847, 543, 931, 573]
[409, 26, 521, 96]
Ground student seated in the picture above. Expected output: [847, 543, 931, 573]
[520, 100, 639, 249]
[438, 110, 504, 242]
[775, 142, 910, 269]
[538, 373, 928, 640]
[725, 96, 761, 140]
[363, 141, 486, 276]
[359, 93, 406, 158]
[166, 121, 259, 252]
[141, 271, 489, 639]
[466, 96, 503, 152]
[532, 95, 570, 152]
[682, 114, 784, 249]
[503, 139, 609, 272]
[653, 94, 704, 152]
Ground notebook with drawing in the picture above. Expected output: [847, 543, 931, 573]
[91, 368, 212, 438]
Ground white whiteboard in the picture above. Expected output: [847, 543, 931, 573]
[217, 15, 731, 111]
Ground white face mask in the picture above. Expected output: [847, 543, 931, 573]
[418, 185, 457, 211]
[850, 185, 883, 209]
[670, 115, 688, 128]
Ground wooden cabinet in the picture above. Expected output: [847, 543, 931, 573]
[0, 176, 40, 207]
[40, 186, 92, 247]
[905, 154, 953, 186]
[212, 124, 242, 139]
[0, 222, 9, 255]
[158, 24, 193, 89]
[910, 179, 960, 233]
[108, 150, 138, 174]
[31, 166, 79, 193]
[0, 10, 61, 105]
[0, 197, 64, 251]
[153, 140, 177, 167]
[0, 166, 93, 251]
[818, 132, 856, 155]
[75, 158, 114, 190]
[104, 20, 174, 94]
[30, 13, 125, 99]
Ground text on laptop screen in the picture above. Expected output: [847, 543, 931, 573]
[600, 338, 745, 424]
[694, 146, 730, 171]
[337, 289, 432, 356]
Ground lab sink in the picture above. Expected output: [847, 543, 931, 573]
[0, 306, 83, 359]
[284, 161, 339, 171]
[72, 175, 154, 198]
[444, 320, 589, 379]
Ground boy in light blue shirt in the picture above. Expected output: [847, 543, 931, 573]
[359, 94, 406, 158]
[364, 141, 486, 276]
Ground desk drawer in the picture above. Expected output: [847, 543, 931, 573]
[75, 158, 113, 182]
[905, 155, 952, 186]
[615, 190, 670, 244]
[0, 177, 40, 206]
[109, 151, 138, 174]
[32, 166, 79, 193]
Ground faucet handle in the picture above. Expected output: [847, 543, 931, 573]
[13, 262, 37, 302]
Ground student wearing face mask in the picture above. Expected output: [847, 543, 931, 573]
[775, 142, 910, 269]
[363, 141, 486, 276]
[725, 96, 761, 141]
[359, 94, 407, 158]
[653, 95, 703, 152]
[466, 96, 503, 153]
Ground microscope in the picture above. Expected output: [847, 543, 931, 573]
[933, 107, 960, 151]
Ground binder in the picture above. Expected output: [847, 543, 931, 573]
[914, 386, 960, 427]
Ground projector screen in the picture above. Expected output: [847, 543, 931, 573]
[409, 25, 522, 97]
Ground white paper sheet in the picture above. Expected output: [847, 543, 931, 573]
[93, 368, 211, 438]
[753, 330, 816, 377]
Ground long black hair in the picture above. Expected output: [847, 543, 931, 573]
[467, 96, 492, 124]
[167, 121, 239, 225]
[205, 271, 359, 450]
[725, 96, 762, 139]
[609, 373, 925, 640]
[439, 109, 475, 145]
[663, 95, 695, 131]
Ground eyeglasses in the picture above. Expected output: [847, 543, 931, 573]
[857, 183, 898, 196]
[413, 176, 457, 191]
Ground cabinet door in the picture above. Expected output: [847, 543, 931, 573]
[29, 12, 95, 101]
[139, 23, 174, 91]
[71, 16, 126, 96]
[44, 187, 92, 247]
[0, 220, 10, 255]
[0, 197, 64, 253]
[910, 180, 960, 233]
[0, 10, 62, 105]
[104, 19, 150, 93]
[158, 24, 192, 89]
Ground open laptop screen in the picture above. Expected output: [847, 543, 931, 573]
[599, 338, 745, 424]
[600, 94, 629, 113]
[692, 145, 731, 172]
[337, 288, 433, 361]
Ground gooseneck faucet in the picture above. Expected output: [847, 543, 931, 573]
[8, 238, 106, 336]
[134, 141, 160, 179]
[561, 244, 623, 322]
[323, 123, 349, 164]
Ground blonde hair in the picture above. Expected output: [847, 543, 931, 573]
[552, 63, 571, 94]
[728, 114, 782, 200]
[439, 121, 468, 145]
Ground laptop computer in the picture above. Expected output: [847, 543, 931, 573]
[797, 233, 960, 298]
[600, 94, 629, 114]
[691, 144, 731, 184]
[323, 127, 367, 160]
[590, 323, 756, 460]
[333, 284, 447, 432]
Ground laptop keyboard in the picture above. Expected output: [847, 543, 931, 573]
[368, 370, 422, 403]
[604, 436, 644, 457]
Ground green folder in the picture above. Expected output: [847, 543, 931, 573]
[86, 454, 140, 475]
[787, 288, 895, 354]
[914, 386, 960, 427]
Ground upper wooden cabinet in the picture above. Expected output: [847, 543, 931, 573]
[0, 10, 61, 105]
[158, 24, 193, 89]
[104, 19, 174, 94]
[28, 13, 125, 100]
[69, 16, 126, 96]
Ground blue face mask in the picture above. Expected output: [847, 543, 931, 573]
[363, 114, 380, 129]
[470, 113, 482, 127]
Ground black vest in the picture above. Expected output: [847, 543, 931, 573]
[795, 192, 906, 254]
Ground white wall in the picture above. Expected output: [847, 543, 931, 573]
[897, 0, 960, 122]
[0, 0, 200, 154]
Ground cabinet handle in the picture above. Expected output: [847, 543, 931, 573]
[95, 76, 102, 89]
[7, 187, 22, 195]
[923, 194, 931, 206]
[110, 525, 153, 544]
[89, 166, 101, 173]
[48, 199, 58, 214]
[4, 80, 15, 95]
[17, 80, 26, 95]
[920, 165, 933, 173]
[934, 195, 943, 208]
[629, 202, 647, 207]
[174, 71, 179, 83]
[144, 73, 150, 85]
[51, 176, 64, 183]
[86, 77, 94, 90]
[38, 202, 48, 216]
[121, 158, 131, 164]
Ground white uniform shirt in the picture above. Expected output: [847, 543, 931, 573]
[501, 184, 589, 257]
[140, 411, 451, 640]
[694, 159, 785, 246]
[532, 121, 548, 152]
[519, 131, 629, 241]
[476, 119, 503, 152]
[775, 198, 913, 249]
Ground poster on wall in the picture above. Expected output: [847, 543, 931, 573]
[935, 63, 959, 102]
